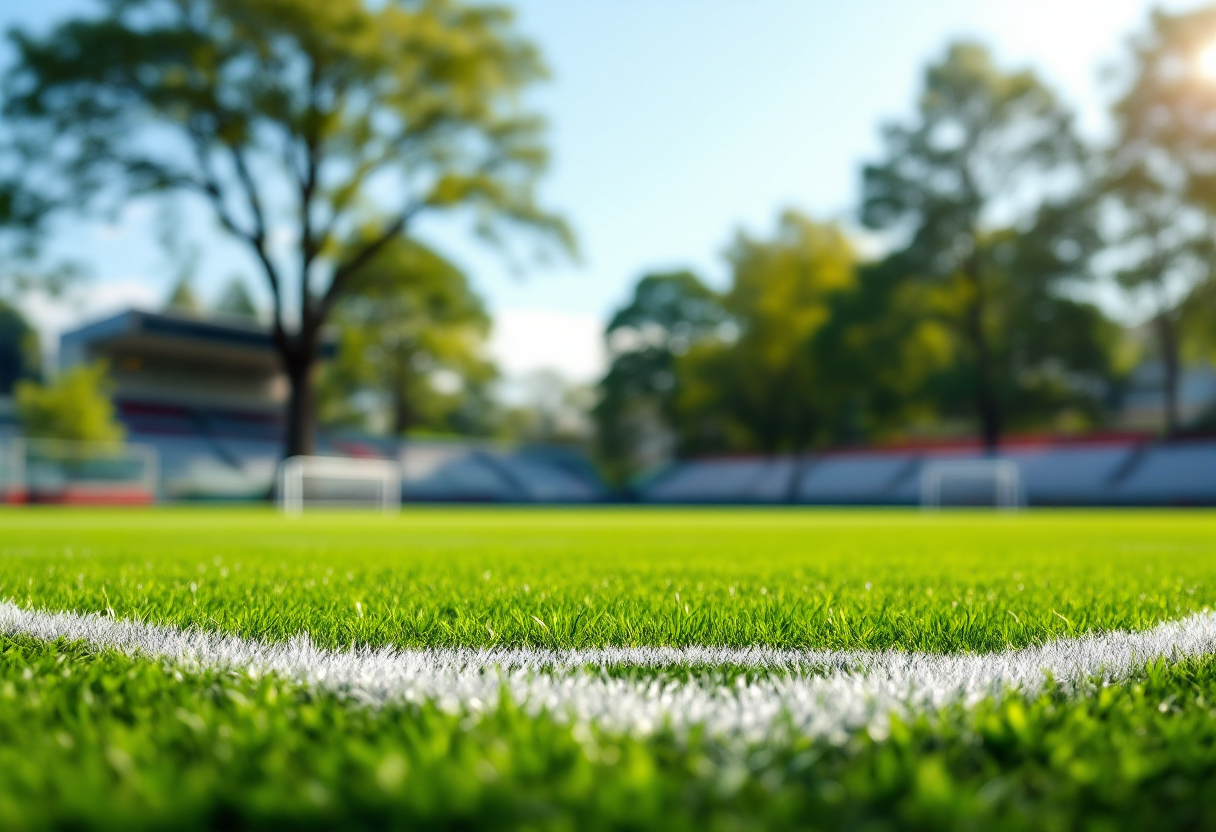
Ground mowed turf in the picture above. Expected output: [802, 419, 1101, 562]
[4, 507, 1216, 831]
[1, 507, 1214, 652]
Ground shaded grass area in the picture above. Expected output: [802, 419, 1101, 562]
[5, 634, 1216, 831]
[0, 508, 1214, 652]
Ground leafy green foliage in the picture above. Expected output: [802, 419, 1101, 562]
[595, 271, 726, 480]
[164, 277, 201, 315]
[862, 42, 1106, 450]
[13, 362, 124, 445]
[1103, 6, 1216, 436]
[4, 0, 571, 456]
[675, 214, 860, 454]
[213, 277, 259, 321]
[0, 299, 40, 396]
[318, 237, 496, 436]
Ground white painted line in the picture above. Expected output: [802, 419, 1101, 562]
[3, 600, 1215, 742]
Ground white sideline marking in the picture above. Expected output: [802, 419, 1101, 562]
[3, 600, 1215, 742]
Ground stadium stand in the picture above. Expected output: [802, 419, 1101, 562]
[797, 453, 923, 505]
[395, 441, 603, 503]
[638, 435, 1216, 506]
[399, 442, 525, 502]
[1108, 440, 1216, 505]
[51, 309, 607, 503]
[644, 457, 795, 503]
[1003, 443, 1138, 505]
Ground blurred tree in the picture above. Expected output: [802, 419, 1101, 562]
[594, 271, 726, 481]
[1104, 7, 1216, 436]
[922, 217, 1121, 435]
[14, 362, 124, 445]
[0, 179, 50, 297]
[674, 213, 859, 454]
[861, 41, 1089, 452]
[317, 237, 497, 437]
[5, 0, 571, 459]
[0, 300, 40, 396]
[808, 258, 954, 444]
[214, 277, 259, 321]
[0, 171, 79, 372]
[164, 277, 201, 315]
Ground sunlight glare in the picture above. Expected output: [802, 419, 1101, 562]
[1200, 41, 1216, 81]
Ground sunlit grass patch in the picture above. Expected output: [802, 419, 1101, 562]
[5, 633, 1216, 831]
[1, 508, 1214, 652]
[4, 507, 1216, 829]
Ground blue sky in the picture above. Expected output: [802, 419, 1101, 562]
[2, 0, 1206, 381]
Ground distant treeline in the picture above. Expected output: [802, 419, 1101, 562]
[596, 20, 1216, 482]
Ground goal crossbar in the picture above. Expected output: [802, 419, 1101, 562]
[920, 459, 1022, 510]
[276, 455, 402, 515]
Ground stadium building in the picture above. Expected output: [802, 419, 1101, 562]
[46, 308, 606, 504]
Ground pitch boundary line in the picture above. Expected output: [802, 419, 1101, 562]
[3, 600, 1215, 741]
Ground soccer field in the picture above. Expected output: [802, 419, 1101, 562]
[4, 508, 1216, 830]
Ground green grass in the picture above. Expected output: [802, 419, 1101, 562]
[4, 507, 1216, 829]
[2, 508, 1215, 652]
[6, 634, 1216, 831]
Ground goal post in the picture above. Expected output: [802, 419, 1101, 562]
[920, 459, 1022, 510]
[276, 455, 402, 514]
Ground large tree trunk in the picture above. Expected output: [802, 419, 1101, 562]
[391, 389, 412, 436]
[963, 262, 1001, 455]
[1155, 311, 1181, 438]
[390, 345, 414, 436]
[283, 345, 317, 459]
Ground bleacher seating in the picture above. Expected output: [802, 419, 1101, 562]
[117, 402, 199, 437]
[399, 444, 521, 501]
[200, 409, 283, 442]
[493, 456, 604, 502]
[151, 436, 278, 500]
[1108, 441, 1216, 505]
[642, 439, 1216, 506]
[1003, 444, 1136, 505]
[395, 441, 604, 503]
[796, 454, 922, 504]
[644, 458, 792, 503]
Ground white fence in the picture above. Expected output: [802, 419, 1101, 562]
[1, 437, 159, 505]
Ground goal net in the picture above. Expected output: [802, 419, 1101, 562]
[2, 438, 159, 505]
[276, 455, 401, 514]
[920, 459, 1022, 509]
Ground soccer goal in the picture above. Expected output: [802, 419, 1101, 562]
[2, 437, 159, 505]
[276, 455, 402, 514]
[920, 459, 1022, 510]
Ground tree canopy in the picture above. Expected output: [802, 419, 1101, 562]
[1102, 6, 1216, 435]
[594, 271, 726, 480]
[14, 362, 125, 445]
[861, 42, 1089, 451]
[318, 236, 496, 436]
[675, 215, 858, 455]
[0, 300, 39, 397]
[4, 0, 571, 457]
[215, 278, 259, 321]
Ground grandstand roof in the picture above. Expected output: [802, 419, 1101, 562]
[61, 309, 338, 369]
[64, 310, 272, 370]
